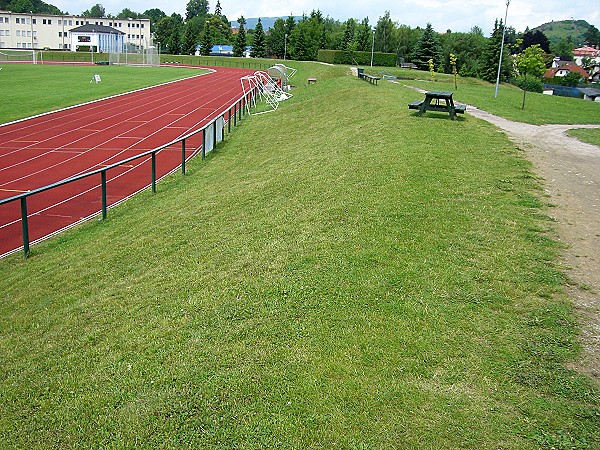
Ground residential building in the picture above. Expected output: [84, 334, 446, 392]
[0, 11, 150, 52]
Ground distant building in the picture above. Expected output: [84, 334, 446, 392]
[544, 62, 590, 80]
[69, 24, 124, 53]
[0, 11, 150, 52]
[195, 44, 251, 58]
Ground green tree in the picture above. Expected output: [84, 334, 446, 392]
[82, 3, 105, 17]
[516, 44, 547, 110]
[116, 8, 140, 19]
[250, 18, 267, 58]
[551, 36, 575, 60]
[374, 11, 394, 53]
[142, 8, 166, 32]
[185, 0, 208, 21]
[355, 18, 371, 52]
[584, 25, 600, 47]
[233, 16, 247, 57]
[7, 0, 33, 13]
[266, 18, 286, 58]
[199, 20, 213, 55]
[183, 16, 204, 55]
[154, 14, 183, 54]
[412, 23, 442, 71]
[214, 0, 222, 17]
[395, 25, 421, 64]
[481, 19, 511, 83]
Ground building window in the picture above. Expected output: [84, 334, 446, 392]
[48, 19, 52, 24]
[68, 20, 72, 26]
[64, 32, 67, 37]
[16, 18, 20, 24]
[16, 30, 20, 36]
[0, 18, 3, 24]
[58, 31, 62, 37]
[26, 17, 30, 24]
[5, 30, 9, 36]
[33, 31, 36, 37]
[0, 30, 3, 36]
[32, 18, 36, 24]
[43, 19, 46, 24]
[27, 30, 31, 37]
[76, 20, 80, 25]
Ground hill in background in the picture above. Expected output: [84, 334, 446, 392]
[230, 17, 304, 30]
[531, 19, 592, 46]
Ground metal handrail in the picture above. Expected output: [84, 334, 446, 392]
[1, 87, 256, 258]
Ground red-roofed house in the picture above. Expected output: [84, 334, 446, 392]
[544, 63, 590, 81]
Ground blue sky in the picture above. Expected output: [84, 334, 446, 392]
[54, 0, 600, 35]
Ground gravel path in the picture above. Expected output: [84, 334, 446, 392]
[466, 106, 600, 384]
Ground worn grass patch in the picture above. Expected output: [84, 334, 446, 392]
[0, 63, 598, 448]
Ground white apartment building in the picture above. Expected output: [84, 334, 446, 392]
[0, 11, 150, 52]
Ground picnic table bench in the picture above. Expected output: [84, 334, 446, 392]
[362, 73, 381, 85]
[408, 91, 466, 120]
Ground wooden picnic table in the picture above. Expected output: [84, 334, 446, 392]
[408, 91, 466, 120]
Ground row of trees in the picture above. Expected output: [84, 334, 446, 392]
[10, 0, 598, 88]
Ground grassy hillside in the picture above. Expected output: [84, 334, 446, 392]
[0, 62, 599, 448]
[531, 19, 591, 46]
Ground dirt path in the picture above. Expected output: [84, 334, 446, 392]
[466, 106, 600, 383]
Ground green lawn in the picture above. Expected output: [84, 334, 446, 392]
[0, 62, 598, 448]
[567, 128, 600, 146]
[378, 67, 600, 125]
[0, 64, 208, 124]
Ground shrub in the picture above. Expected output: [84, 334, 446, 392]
[317, 49, 396, 67]
[512, 76, 544, 93]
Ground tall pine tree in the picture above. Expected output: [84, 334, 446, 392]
[481, 19, 511, 83]
[233, 16, 247, 57]
[251, 18, 267, 57]
[412, 23, 441, 70]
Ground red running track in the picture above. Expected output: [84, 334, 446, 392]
[0, 66, 254, 257]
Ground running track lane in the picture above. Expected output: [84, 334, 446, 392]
[0, 66, 255, 257]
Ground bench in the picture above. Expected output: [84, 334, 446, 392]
[308, 77, 317, 84]
[362, 74, 381, 85]
[408, 91, 466, 120]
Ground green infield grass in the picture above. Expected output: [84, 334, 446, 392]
[0, 64, 209, 124]
[0, 61, 598, 448]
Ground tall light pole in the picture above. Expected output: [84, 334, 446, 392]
[370, 29, 375, 67]
[494, 0, 510, 98]
[284, 33, 287, 60]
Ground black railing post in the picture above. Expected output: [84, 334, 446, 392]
[101, 170, 107, 220]
[234, 103, 237, 127]
[20, 197, 30, 258]
[181, 139, 186, 175]
[228, 109, 232, 133]
[151, 152, 157, 193]
[213, 120, 217, 152]
[202, 128, 206, 159]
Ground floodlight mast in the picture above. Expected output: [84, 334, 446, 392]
[494, 0, 510, 98]
[370, 29, 375, 67]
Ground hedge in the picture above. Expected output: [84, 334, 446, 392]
[317, 49, 397, 67]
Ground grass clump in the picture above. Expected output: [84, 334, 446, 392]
[0, 62, 598, 448]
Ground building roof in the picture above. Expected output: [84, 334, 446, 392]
[574, 46, 600, 57]
[579, 88, 600, 98]
[544, 63, 589, 79]
[69, 24, 125, 35]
